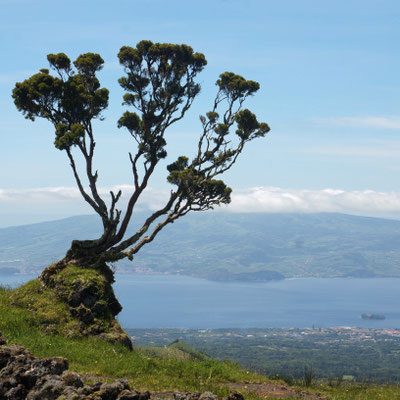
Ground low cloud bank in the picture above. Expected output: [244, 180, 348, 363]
[228, 187, 400, 218]
[0, 186, 169, 227]
[1, 186, 400, 227]
[0, 186, 167, 209]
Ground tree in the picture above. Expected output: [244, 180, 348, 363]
[12, 40, 269, 277]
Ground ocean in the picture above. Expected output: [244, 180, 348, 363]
[3, 273, 399, 329]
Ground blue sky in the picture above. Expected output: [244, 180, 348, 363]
[1, 0, 400, 226]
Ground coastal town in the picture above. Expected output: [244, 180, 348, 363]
[127, 327, 400, 381]
[128, 326, 400, 346]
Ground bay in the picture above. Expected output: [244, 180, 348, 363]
[2, 273, 400, 329]
[114, 274, 400, 329]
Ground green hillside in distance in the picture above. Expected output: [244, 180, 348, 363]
[168, 339, 210, 361]
[2, 212, 400, 280]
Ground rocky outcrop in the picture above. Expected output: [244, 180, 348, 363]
[13, 263, 133, 349]
[0, 334, 147, 399]
[60, 274, 132, 349]
[0, 334, 244, 400]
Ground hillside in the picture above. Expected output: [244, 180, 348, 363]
[0, 283, 259, 397]
[0, 281, 326, 400]
[2, 212, 400, 279]
[2, 281, 400, 400]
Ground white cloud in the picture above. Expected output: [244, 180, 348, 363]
[2, 186, 400, 227]
[0, 187, 80, 202]
[0, 185, 171, 227]
[0, 185, 169, 208]
[317, 116, 400, 130]
[226, 187, 400, 218]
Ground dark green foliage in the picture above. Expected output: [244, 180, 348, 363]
[167, 167, 232, 210]
[117, 42, 207, 164]
[164, 70, 269, 212]
[47, 53, 71, 71]
[216, 72, 259, 99]
[13, 54, 108, 130]
[55, 123, 85, 150]
[12, 40, 268, 267]
[74, 53, 104, 75]
[235, 109, 269, 140]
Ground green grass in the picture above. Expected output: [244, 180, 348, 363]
[1, 264, 127, 339]
[3, 278, 75, 334]
[305, 382, 400, 400]
[2, 280, 400, 399]
[138, 346, 195, 361]
[0, 282, 265, 395]
[168, 340, 210, 361]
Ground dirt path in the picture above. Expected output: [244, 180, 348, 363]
[80, 374, 328, 400]
[226, 382, 328, 400]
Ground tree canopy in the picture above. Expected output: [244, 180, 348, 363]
[12, 40, 270, 269]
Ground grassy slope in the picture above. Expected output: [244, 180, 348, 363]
[168, 340, 210, 361]
[1, 281, 400, 399]
[0, 282, 264, 396]
[2, 264, 123, 338]
[307, 383, 400, 400]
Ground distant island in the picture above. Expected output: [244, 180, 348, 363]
[2, 212, 400, 281]
[361, 313, 386, 320]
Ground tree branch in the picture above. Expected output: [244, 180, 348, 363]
[65, 148, 103, 215]
[104, 191, 179, 258]
[111, 161, 157, 245]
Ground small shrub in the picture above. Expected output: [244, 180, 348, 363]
[303, 365, 314, 387]
[281, 375, 295, 386]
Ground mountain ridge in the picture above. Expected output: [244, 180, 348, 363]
[1, 212, 400, 280]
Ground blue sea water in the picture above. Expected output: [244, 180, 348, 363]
[2, 273, 400, 329]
